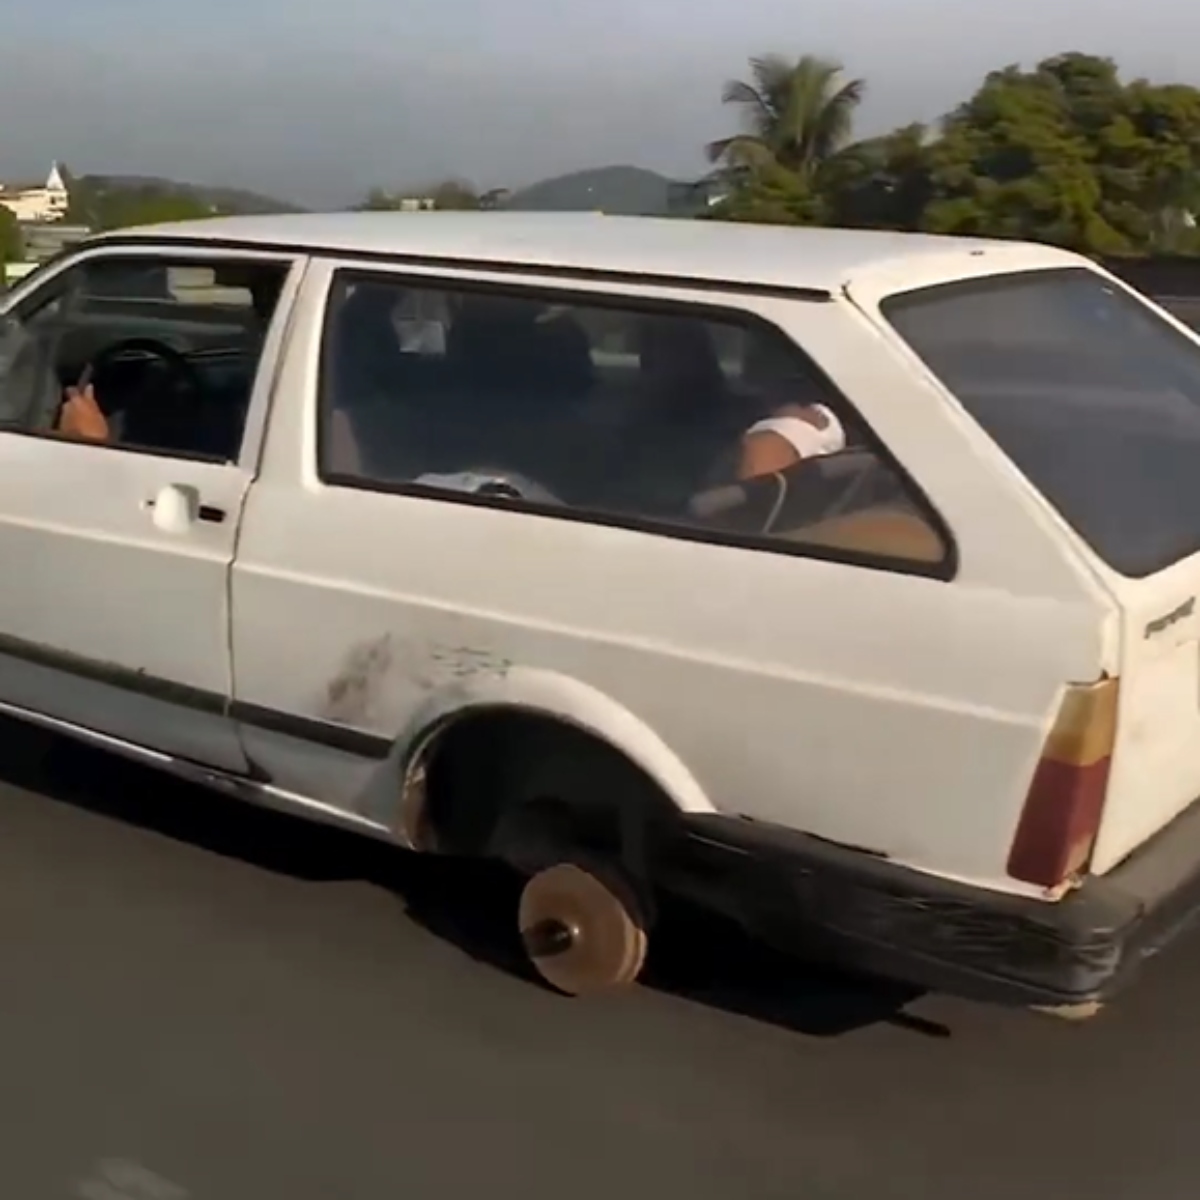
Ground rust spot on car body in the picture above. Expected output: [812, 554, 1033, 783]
[324, 634, 395, 725]
[320, 637, 510, 728]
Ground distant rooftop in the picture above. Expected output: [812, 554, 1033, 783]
[97, 211, 1074, 294]
[0, 163, 66, 196]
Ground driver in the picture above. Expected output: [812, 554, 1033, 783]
[58, 380, 110, 441]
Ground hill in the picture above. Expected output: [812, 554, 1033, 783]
[503, 166, 676, 215]
[75, 174, 304, 216]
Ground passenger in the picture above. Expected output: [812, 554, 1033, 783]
[736, 337, 848, 480]
[635, 318, 848, 486]
[736, 401, 847, 480]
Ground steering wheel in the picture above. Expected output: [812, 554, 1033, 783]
[83, 337, 205, 416]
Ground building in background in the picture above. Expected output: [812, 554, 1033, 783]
[19, 221, 90, 263]
[0, 163, 69, 224]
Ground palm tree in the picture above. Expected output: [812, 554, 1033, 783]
[707, 54, 866, 183]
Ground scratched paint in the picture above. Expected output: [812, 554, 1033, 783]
[321, 636, 511, 729]
[428, 645, 512, 682]
[323, 633, 395, 726]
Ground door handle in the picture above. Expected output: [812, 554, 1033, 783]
[144, 484, 224, 531]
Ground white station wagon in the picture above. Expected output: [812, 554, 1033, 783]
[3, 212, 1200, 1014]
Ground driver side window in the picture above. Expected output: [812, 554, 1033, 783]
[0, 252, 291, 463]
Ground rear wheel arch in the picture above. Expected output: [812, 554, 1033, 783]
[397, 697, 712, 886]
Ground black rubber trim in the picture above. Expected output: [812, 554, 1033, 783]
[229, 701, 392, 758]
[664, 803, 1200, 1008]
[84, 232, 836, 302]
[0, 632, 392, 758]
[0, 631, 228, 716]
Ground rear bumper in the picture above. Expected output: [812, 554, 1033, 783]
[664, 800, 1200, 1007]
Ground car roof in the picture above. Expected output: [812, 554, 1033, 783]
[95, 211, 1077, 295]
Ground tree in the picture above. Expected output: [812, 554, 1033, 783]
[430, 180, 480, 210]
[707, 54, 865, 182]
[822, 122, 934, 230]
[706, 54, 865, 227]
[356, 180, 480, 212]
[67, 178, 213, 230]
[0, 206, 21, 268]
[1092, 78, 1200, 252]
[98, 191, 214, 230]
[356, 188, 403, 211]
[918, 61, 1119, 251]
[479, 187, 512, 210]
[917, 53, 1200, 253]
[701, 48, 1200, 254]
[706, 159, 825, 224]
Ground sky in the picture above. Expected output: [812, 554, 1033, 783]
[2, 0, 1199, 207]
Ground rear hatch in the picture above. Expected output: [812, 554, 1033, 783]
[876, 265, 1200, 874]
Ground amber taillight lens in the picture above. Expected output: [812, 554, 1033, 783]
[1007, 677, 1119, 890]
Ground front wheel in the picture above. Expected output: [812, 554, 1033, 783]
[518, 861, 650, 996]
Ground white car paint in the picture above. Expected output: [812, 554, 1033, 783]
[224, 251, 1108, 894]
[0, 214, 1186, 911]
[846, 260, 1200, 875]
[0, 247, 305, 771]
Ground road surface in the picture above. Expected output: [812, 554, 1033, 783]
[0, 715, 1192, 1200]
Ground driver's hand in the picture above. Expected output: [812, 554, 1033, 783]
[58, 384, 110, 442]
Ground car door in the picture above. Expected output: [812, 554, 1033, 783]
[0, 243, 305, 772]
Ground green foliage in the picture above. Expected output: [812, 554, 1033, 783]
[707, 160, 825, 225]
[357, 180, 480, 211]
[709, 49, 1200, 255]
[0, 206, 20, 265]
[430, 180, 481, 210]
[64, 173, 294, 230]
[821, 123, 933, 230]
[67, 179, 215, 230]
[707, 54, 865, 188]
[919, 59, 1121, 251]
[355, 188, 391, 211]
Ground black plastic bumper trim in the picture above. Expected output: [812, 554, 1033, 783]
[663, 800, 1200, 1007]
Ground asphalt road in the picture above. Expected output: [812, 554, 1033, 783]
[0, 716, 1196, 1200]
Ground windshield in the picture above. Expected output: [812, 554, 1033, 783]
[883, 267, 1200, 578]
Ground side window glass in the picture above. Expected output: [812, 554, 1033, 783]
[21, 255, 290, 461]
[319, 273, 948, 570]
[0, 291, 68, 430]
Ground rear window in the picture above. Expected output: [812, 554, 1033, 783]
[883, 268, 1200, 577]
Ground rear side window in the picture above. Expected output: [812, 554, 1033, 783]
[316, 272, 951, 573]
[884, 268, 1200, 577]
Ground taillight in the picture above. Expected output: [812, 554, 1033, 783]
[1007, 677, 1119, 890]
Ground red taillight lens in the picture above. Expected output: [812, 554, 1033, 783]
[1007, 677, 1119, 890]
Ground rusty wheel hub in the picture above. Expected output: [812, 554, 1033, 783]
[518, 862, 648, 996]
